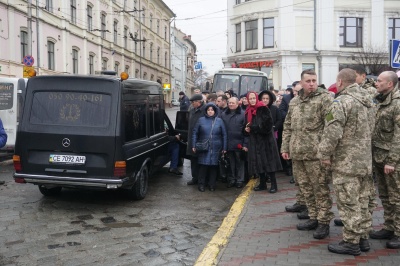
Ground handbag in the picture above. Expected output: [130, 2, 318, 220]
[195, 119, 216, 152]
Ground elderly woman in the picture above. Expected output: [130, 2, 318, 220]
[192, 103, 227, 192]
[245, 91, 282, 193]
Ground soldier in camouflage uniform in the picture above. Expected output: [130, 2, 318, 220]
[318, 69, 374, 256]
[281, 69, 334, 239]
[333, 65, 378, 229]
[370, 71, 400, 249]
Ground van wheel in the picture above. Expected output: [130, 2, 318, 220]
[38, 185, 62, 196]
[131, 166, 149, 200]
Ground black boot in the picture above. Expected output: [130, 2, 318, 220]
[254, 173, 267, 191]
[297, 219, 318, 230]
[359, 238, 370, 252]
[370, 229, 394, 239]
[386, 236, 400, 249]
[269, 173, 277, 193]
[334, 218, 344, 226]
[285, 203, 307, 213]
[313, 224, 330, 239]
[297, 210, 310, 219]
[328, 241, 361, 256]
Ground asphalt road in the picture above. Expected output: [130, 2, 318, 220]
[0, 106, 241, 265]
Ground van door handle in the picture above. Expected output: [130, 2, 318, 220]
[153, 143, 157, 146]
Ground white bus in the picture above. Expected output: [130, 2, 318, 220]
[212, 68, 269, 97]
[0, 78, 26, 151]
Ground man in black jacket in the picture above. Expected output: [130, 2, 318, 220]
[179, 91, 190, 111]
[186, 94, 206, 185]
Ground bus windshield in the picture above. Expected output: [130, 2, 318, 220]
[213, 73, 268, 97]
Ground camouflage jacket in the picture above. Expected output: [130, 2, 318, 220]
[318, 83, 373, 177]
[281, 87, 332, 160]
[372, 88, 400, 169]
[361, 78, 377, 96]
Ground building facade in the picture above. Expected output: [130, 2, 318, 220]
[0, 0, 175, 100]
[225, 0, 400, 89]
[170, 27, 197, 101]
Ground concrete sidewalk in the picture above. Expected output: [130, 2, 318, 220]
[196, 173, 400, 266]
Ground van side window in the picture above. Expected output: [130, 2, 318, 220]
[148, 95, 163, 135]
[124, 103, 146, 142]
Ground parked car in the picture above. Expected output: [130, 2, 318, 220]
[13, 72, 178, 200]
[171, 99, 180, 106]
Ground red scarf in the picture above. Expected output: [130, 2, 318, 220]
[245, 91, 266, 124]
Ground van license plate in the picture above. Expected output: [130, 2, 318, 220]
[49, 155, 86, 165]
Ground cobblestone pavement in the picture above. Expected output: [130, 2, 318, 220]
[215, 173, 400, 266]
[0, 161, 241, 266]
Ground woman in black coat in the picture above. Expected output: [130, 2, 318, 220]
[245, 92, 282, 193]
[258, 90, 282, 137]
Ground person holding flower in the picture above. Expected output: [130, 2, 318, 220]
[245, 91, 282, 193]
[221, 97, 248, 188]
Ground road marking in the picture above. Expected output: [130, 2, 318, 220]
[194, 178, 256, 266]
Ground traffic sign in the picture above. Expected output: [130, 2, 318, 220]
[23, 55, 34, 67]
[390, 40, 400, 68]
[194, 62, 202, 70]
[23, 66, 34, 78]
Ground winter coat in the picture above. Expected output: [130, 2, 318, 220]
[0, 119, 7, 148]
[192, 103, 227, 166]
[179, 95, 190, 111]
[279, 94, 294, 120]
[318, 83, 373, 180]
[246, 106, 282, 175]
[258, 90, 283, 130]
[186, 102, 206, 156]
[220, 107, 248, 151]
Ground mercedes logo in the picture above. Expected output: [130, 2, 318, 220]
[62, 138, 71, 147]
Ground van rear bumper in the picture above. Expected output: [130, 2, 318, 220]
[13, 173, 129, 189]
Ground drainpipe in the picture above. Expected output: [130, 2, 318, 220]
[36, 0, 40, 74]
[314, 0, 321, 84]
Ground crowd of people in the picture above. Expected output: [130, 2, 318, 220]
[175, 67, 400, 255]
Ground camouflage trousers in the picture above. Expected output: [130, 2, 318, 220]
[333, 173, 372, 244]
[374, 164, 400, 236]
[293, 175, 306, 206]
[293, 160, 334, 224]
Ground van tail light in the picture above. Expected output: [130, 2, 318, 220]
[13, 155, 22, 172]
[114, 161, 126, 177]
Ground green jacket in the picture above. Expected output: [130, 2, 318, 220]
[281, 87, 332, 160]
[318, 83, 373, 178]
[372, 88, 400, 169]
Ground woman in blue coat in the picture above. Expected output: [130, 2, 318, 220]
[192, 103, 227, 192]
[0, 118, 7, 185]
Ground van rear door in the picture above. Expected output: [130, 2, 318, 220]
[16, 76, 120, 180]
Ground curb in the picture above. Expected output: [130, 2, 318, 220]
[194, 178, 256, 266]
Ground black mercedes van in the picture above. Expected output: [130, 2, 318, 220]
[13, 74, 175, 200]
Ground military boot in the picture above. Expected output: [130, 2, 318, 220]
[328, 241, 361, 256]
[285, 203, 307, 213]
[386, 236, 400, 249]
[297, 210, 310, 219]
[297, 219, 318, 230]
[370, 229, 394, 239]
[254, 174, 267, 191]
[334, 218, 344, 226]
[359, 238, 370, 252]
[313, 224, 329, 239]
[269, 175, 277, 193]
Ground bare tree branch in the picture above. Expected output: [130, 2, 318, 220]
[352, 45, 390, 75]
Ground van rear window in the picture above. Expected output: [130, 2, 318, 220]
[30, 91, 111, 127]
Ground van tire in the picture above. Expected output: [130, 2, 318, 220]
[131, 166, 149, 200]
[38, 185, 62, 196]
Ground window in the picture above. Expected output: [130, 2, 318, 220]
[101, 13, 107, 38]
[245, 20, 258, 50]
[143, 44, 146, 59]
[125, 65, 129, 73]
[150, 14, 153, 30]
[114, 20, 118, 43]
[102, 59, 107, 70]
[142, 11, 145, 25]
[235, 23, 241, 52]
[164, 26, 167, 40]
[87, 5, 93, 31]
[157, 19, 160, 34]
[135, 69, 139, 78]
[124, 27, 128, 48]
[47, 41, 55, 70]
[263, 18, 274, 48]
[135, 41, 138, 54]
[165, 52, 168, 67]
[134, 0, 137, 10]
[114, 62, 119, 73]
[72, 49, 78, 74]
[149, 95, 162, 135]
[157, 47, 160, 64]
[20, 30, 28, 61]
[340, 17, 363, 47]
[45, 0, 53, 12]
[89, 54, 94, 74]
[302, 63, 315, 71]
[124, 101, 147, 142]
[236, 0, 241, 4]
[150, 43, 153, 62]
[389, 18, 400, 40]
[71, 0, 76, 24]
